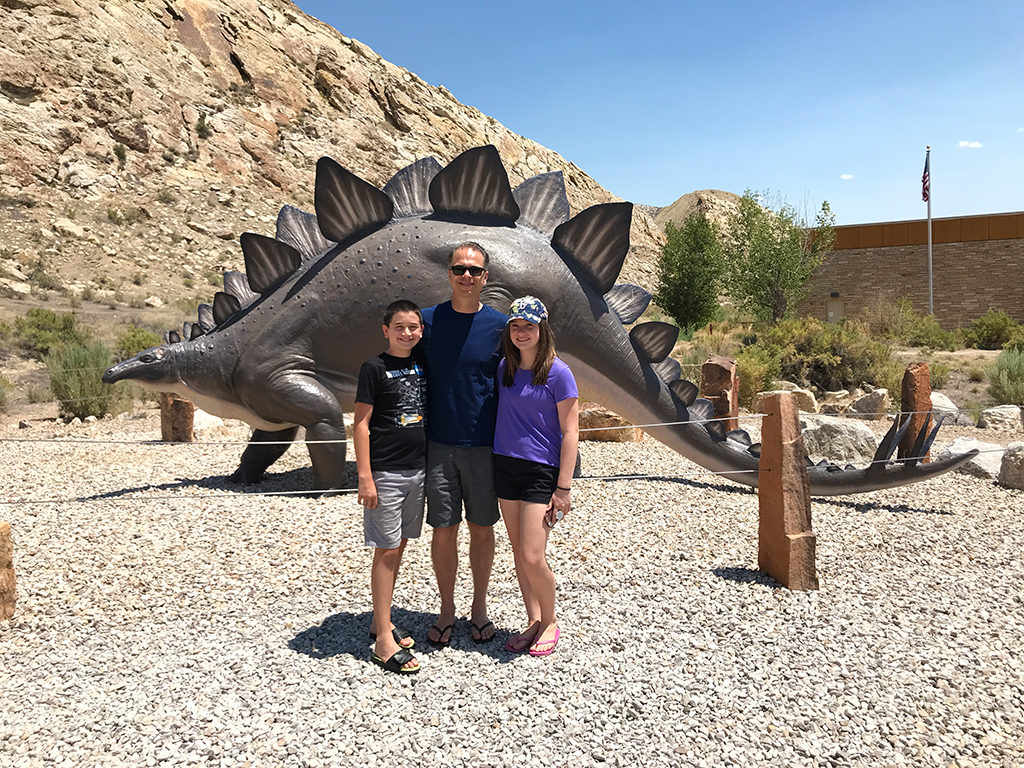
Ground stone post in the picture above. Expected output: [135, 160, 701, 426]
[1, 521, 15, 620]
[160, 393, 195, 442]
[758, 392, 818, 590]
[897, 362, 932, 463]
[700, 354, 739, 432]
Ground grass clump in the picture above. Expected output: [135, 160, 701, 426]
[735, 345, 781, 409]
[987, 349, 1024, 405]
[45, 342, 126, 420]
[859, 296, 957, 350]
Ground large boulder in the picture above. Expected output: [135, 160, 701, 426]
[818, 389, 855, 415]
[847, 388, 891, 421]
[978, 405, 1022, 432]
[931, 392, 975, 427]
[799, 415, 877, 464]
[998, 443, 1024, 490]
[578, 404, 642, 442]
[936, 437, 1004, 479]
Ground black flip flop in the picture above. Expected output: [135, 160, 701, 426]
[470, 620, 496, 644]
[426, 622, 455, 648]
[369, 626, 415, 649]
[371, 648, 420, 674]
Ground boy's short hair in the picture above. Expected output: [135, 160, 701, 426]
[383, 299, 422, 326]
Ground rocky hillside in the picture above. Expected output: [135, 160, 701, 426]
[0, 0, 664, 318]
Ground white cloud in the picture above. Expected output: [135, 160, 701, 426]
[958, 140, 982, 148]
[1018, 127, 1024, 133]
[840, 173, 854, 180]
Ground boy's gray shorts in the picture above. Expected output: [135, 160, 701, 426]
[426, 441, 500, 528]
[364, 468, 425, 549]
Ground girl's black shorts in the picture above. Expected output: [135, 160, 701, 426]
[492, 453, 558, 504]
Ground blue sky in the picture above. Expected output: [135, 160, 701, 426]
[294, 1, 1023, 225]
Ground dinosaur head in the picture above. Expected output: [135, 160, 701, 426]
[102, 345, 183, 391]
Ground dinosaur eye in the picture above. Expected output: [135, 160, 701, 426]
[140, 353, 155, 363]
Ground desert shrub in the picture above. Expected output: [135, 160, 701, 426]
[987, 349, 1024, 405]
[1003, 326, 1024, 353]
[13, 308, 92, 358]
[196, 113, 213, 139]
[26, 258, 64, 293]
[928, 361, 950, 389]
[859, 296, 957, 350]
[114, 325, 162, 361]
[968, 367, 985, 383]
[964, 309, 1019, 350]
[113, 143, 126, 168]
[156, 188, 177, 204]
[735, 345, 781, 409]
[0, 375, 11, 413]
[45, 342, 124, 419]
[753, 316, 898, 394]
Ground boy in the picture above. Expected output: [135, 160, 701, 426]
[354, 299, 427, 674]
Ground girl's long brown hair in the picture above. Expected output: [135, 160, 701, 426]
[501, 319, 557, 387]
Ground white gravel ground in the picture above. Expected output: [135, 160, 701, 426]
[1, 410, 1022, 767]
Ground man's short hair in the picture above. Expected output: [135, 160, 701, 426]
[383, 299, 422, 326]
[448, 241, 489, 269]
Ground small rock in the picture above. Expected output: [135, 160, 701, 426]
[931, 392, 975, 427]
[997, 443, 1024, 490]
[18, 421, 30, 429]
[145, 296, 163, 307]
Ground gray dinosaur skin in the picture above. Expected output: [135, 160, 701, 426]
[103, 154, 976, 495]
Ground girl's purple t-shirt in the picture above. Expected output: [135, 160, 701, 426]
[493, 357, 578, 467]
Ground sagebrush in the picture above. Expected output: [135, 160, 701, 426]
[45, 342, 128, 419]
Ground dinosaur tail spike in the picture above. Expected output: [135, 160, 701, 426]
[189, 323, 204, 340]
[428, 145, 520, 224]
[223, 271, 257, 305]
[182, 321, 193, 341]
[604, 284, 652, 325]
[670, 379, 699, 406]
[653, 357, 681, 385]
[705, 420, 728, 441]
[551, 202, 633, 294]
[871, 417, 914, 467]
[688, 398, 714, 422]
[513, 171, 570, 235]
[726, 429, 752, 447]
[629, 321, 678, 363]
[164, 330, 180, 345]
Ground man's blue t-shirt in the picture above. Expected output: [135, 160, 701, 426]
[421, 301, 507, 447]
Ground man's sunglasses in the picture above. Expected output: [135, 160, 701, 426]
[449, 265, 486, 277]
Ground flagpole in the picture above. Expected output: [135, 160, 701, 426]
[924, 146, 933, 315]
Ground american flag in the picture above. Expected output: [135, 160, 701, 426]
[921, 150, 930, 203]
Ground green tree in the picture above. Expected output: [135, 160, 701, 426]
[723, 191, 836, 322]
[654, 215, 724, 332]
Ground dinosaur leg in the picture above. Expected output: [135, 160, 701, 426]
[247, 372, 348, 494]
[229, 426, 301, 484]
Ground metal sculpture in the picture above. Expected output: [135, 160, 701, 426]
[103, 146, 976, 494]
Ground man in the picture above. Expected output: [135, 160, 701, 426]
[420, 242, 506, 645]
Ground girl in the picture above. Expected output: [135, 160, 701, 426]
[493, 296, 579, 657]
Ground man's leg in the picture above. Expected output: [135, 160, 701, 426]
[426, 442, 461, 645]
[467, 520, 496, 640]
[428, 523, 459, 644]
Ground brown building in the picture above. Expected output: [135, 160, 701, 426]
[799, 211, 1024, 328]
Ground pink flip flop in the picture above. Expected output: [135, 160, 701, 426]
[529, 627, 560, 657]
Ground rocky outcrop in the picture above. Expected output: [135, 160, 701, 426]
[654, 189, 742, 232]
[0, 0, 664, 307]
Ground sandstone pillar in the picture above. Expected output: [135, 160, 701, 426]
[897, 362, 932, 463]
[758, 392, 818, 590]
[1, 521, 15, 620]
[700, 354, 739, 432]
[160, 393, 195, 442]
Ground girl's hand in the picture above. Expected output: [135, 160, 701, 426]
[357, 476, 378, 509]
[546, 488, 571, 526]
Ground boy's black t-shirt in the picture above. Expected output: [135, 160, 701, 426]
[355, 352, 427, 471]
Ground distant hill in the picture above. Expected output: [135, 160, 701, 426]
[653, 190, 743, 232]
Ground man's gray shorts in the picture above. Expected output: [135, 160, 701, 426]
[363, 468, 425, 549]
[426, 441, 500, 528]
